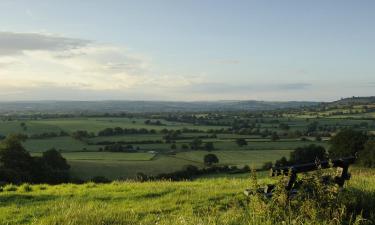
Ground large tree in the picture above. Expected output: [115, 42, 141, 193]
[358, 141, 375, 168]
[290, 144, 327, 164]
[329, 129, 368, 158]
[0, 134, 33, 183]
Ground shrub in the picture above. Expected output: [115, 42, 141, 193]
[3, 184, 17, 192]
[91, 176, 111, 183]
[203, 154, 219, 166]
[19, 183, 32, 192]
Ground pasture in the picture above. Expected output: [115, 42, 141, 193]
[0, 168, 374, 224]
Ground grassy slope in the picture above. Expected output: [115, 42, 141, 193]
[0, 168, 374, 225]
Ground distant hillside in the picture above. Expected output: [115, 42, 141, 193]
[329, 96, 375, 106]
[0, 100, 318, 114]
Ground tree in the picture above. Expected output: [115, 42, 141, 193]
[0, 136, 71, 184]
[358, 141, 375, 168]
[203, 154, 219, 166]
[329, 129, 368, 158]
[289, 144, 327, 164]
[236, 138, 248, 147]
[204, 142, 215, 151]
[262, 161, 273, 170]
[279, 123, 290, 130]
[271, 133, 280, 141]
[42, 148, 70, 170]
[0, 134, 33, 182]
[275, 156, 289, 167]
[190, 138, 203, 150]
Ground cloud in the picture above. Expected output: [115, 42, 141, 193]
[0, 31, 202, 94]
[0, 31, 90, 56]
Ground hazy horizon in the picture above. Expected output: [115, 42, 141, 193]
[1, 0, 374, 101]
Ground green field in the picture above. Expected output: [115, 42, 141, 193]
[1, 114, 373, 181]
[0, 168, 374, 224]
[174, 150, 292, 167]
[46, 150, 292, 180]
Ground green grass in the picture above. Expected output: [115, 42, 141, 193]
[88, 134, 164, 143]
[24, 137, 99, 152]
[68, 155, 203, 180]
[0, 120, 62, 135]
[174, 150, 292, 167]
[52, 150, 291, 180]
[0, 168, 374, 224]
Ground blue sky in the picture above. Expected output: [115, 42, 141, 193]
[0, 0, 374, 101]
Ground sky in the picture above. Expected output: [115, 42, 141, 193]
[0, 0, 374, 102]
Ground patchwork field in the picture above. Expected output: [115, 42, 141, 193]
[1, 113, 374, 180]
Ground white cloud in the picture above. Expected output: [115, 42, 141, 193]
[0, 31, 201, 96]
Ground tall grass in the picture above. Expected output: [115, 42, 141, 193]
[0, 168, 374, 225]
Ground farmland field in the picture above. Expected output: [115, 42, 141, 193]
[1, 110, 374, 180]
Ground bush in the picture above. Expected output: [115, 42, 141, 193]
[91, 176, 111, 183]
[246, 168, 364, 224]
[3, 184, 17, 192]
[19, 183, 32, 192]
[203, 154, 219, 166]
[261, 161, 273, 170]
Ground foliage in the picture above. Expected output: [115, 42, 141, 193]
[235, 138, 248, 147]
[359, 140, 375, 167]
[329, 129, 368, 158]
[289, 144, 327, 164]
[203, 154, 219, 166]
[0, 135, 70, 184]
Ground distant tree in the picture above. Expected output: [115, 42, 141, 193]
[274, 156, 289, 167]
[236, 138, 248, 147]
[190, 138, 203, 150]
[204, 142, 215, 151]
[307, 121, 319, 133]
[72, 130, 91, 140]
[170, 143, 177, 150]
[203, 154, 219, 166]
[42, 148, 70, 170]
[181, 144, 189, 150]
[279, 123, 290, 130]
[271, 133, 280, 141]
[289, 144, 327, 164]
[261, 161, 273, 170]
[329, 129, 368, 158]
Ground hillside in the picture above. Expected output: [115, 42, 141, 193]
[0, 168, 374, 225]
[330, 96, 375, 106]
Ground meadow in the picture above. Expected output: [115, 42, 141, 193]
[0, 167, 374, 225]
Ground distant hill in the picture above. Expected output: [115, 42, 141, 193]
[328, 96, 375, 106]
[0, 100, 319, 114]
